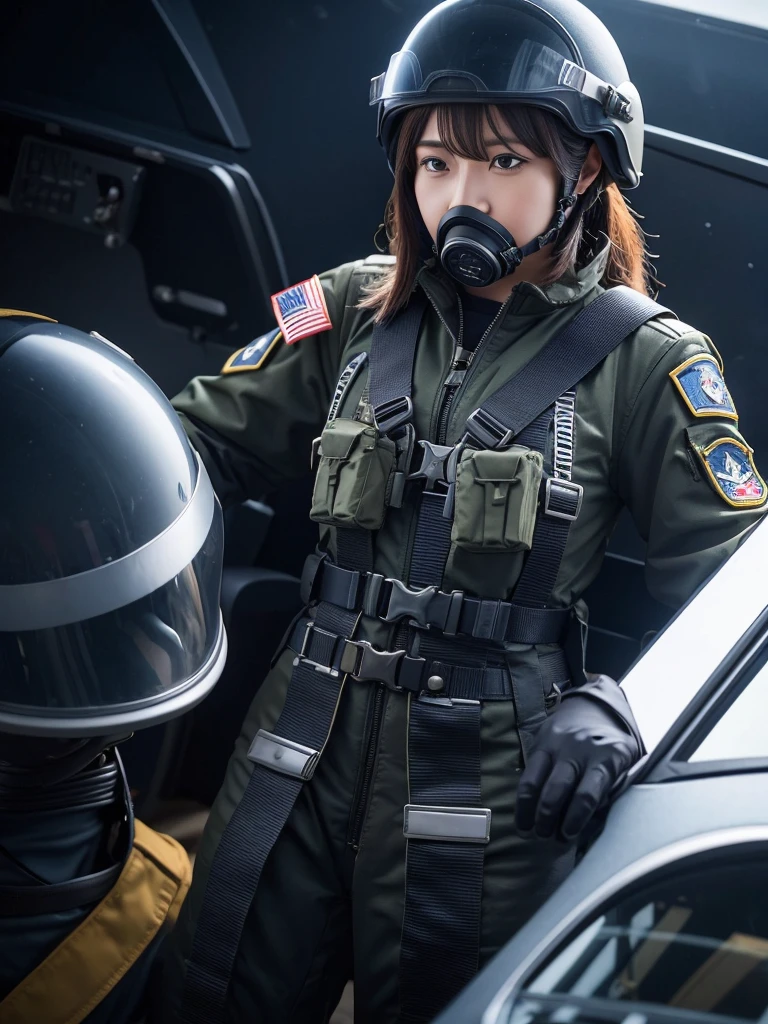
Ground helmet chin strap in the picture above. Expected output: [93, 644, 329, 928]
[434, 178, 578, 288]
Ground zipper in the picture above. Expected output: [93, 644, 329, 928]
[435, 294, 467, 444]
[438, 290, 516, 444]
[347, 684, 386, 850]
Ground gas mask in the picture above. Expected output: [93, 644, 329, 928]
[435, 187, 578, 288]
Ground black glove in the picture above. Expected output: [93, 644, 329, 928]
[515, 675, 644, 842]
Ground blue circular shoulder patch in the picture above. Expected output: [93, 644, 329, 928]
[694, 438, 766, 507]
[670, 355, 737, 420]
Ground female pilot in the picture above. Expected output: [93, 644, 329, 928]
[160, 1, 766, 1021]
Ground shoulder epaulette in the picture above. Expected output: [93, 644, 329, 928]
[648, 315, 697, 340]
[362, 254, 396, 266]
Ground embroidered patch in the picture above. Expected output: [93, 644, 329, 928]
[221, 328, 281, 374]
[270, 275, 332, 345]
[693, 438, 766, 507]
[328, 352, 368, 422]
[670, 355, 737, 420]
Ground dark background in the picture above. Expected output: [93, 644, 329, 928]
[0, 0, 765, 800]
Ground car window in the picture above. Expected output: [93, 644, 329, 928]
[687, 658, 768, 763]
[502, 854, 768, 1024]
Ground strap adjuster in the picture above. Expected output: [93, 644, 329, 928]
[298, 621, 341, 678]
[403, 804, 492, 843]
[465, 408, 514, 449]
[248, 729, 320, 780]
[544, 477, 583, 521]
[373, 396, 413, 434]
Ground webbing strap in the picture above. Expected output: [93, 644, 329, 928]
[408, 491, 453, 589]
[0, 862, 122, 917]
[475, 287, 668, 439]
[287, 619, 513, 700]
[335, 527, 373, 574]
[368, 293, 427, 414]
[178, 600, 354, 1023]
[400, 698, 485, 1022]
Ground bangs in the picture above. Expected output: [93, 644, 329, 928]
[433, 103, 550, 161]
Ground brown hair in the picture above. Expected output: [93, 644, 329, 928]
[362, 103, 653, 321]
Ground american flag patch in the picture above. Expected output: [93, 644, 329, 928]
[270, 275, 332, 345]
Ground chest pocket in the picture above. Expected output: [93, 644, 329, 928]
[451, 445, 544, 552]
[310, 418, 397, 530]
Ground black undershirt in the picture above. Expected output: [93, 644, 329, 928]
[460, 290, 503, 351]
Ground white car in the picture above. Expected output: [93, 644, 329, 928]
[436, 515, 768, 1024]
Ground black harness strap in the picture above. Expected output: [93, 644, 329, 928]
[465, 286, 668, 449]
[368, 292, 427, 430]
[400, 697, 485, 1023]
[408, 491, 454, 589]
[177, 295, 427, 1023]
[398, 287, 669, 1022]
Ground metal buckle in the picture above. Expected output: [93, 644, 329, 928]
[298, 621, 340, 678]
[465, 408, 514, 450]
[544, 477, 583, 521]
[340, 639, 405, 688]
[373, 396, 413, 434]
[248, 730, 320, 780]
[403, 804, 492, 843]
[602, 84, 633, 123]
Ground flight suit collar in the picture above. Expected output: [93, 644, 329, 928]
[417, 240, 611, 328]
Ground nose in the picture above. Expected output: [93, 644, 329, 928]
[449, 164, 491, 216]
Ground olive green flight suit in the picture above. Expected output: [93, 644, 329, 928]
[160, 246, 765, 1023]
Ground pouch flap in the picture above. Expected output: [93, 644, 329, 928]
[320, 418, 375, 459]
[467, 446, 542, 483]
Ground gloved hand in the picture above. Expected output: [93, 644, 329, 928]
[515, 675, 643, 842]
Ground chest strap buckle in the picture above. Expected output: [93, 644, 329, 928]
[376, 578, 464, 635]
[408, 441, 459, 493]
[544, 477, 583, 521]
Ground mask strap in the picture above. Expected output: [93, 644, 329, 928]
[515, 178, 579, 262]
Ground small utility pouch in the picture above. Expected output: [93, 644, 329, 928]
[310, 418, 397, 530]
[452, 445, 544, 552]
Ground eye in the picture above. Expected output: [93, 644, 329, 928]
[492, 153, 524, 170]
[420, 156, 448, 172]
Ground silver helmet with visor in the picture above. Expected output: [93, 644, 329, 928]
[371, 0, 644, 188]
[0, 314, 226, 739]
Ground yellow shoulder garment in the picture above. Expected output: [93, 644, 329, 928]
[0, 820, 191, 1024]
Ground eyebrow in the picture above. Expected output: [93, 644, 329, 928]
[416, 136, 522, 148]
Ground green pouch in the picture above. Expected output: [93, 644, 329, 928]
[451, 445, 543, 552]
[310, 418, 396, 530]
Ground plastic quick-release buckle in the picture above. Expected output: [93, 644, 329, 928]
[403, 804, 492, 844]
[408, 440, 458, 493]
[544, 477, 584, 521]
[373, 396, 413, 435]
[465, 408, 514, 450]
[376, 578, 464, 635]
[340, 639, 405, 688]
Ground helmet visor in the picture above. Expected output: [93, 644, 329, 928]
[373, 2, 578, 98]
[371, 1, 629, 123]
[0, 511, 225, 735]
